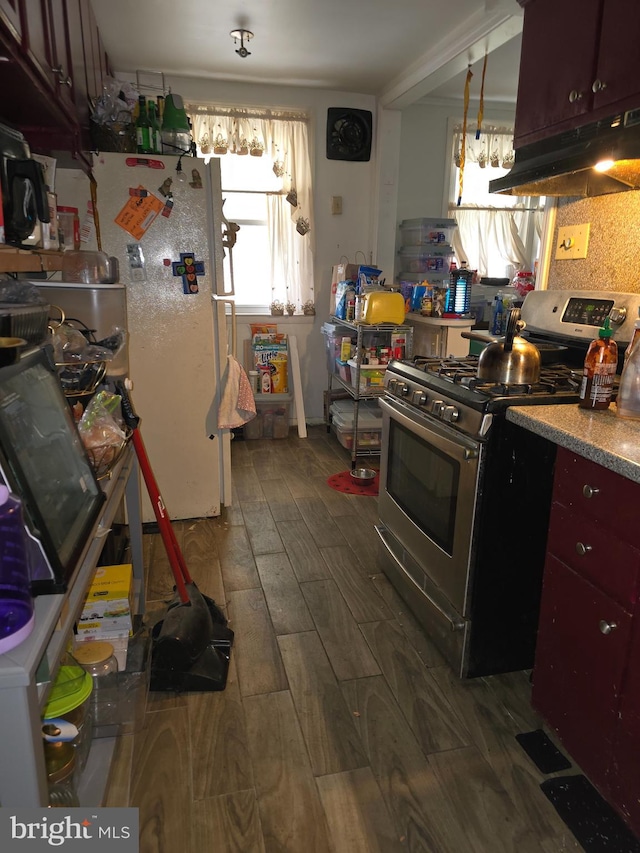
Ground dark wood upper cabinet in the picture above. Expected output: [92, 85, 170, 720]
[0, 0, 109, 164]
[514, 0, 640, 148]
[0, 0, 22, 40]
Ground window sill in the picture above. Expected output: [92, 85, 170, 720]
[234, 312, 316, 324]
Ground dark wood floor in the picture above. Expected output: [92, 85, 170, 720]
[105, 426, 581, 852]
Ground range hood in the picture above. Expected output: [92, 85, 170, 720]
[490, 107, 640, 197]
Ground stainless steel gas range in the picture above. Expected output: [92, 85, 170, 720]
[375, 289, 640, 678]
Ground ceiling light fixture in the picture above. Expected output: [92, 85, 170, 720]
[230, 28, 253, 59]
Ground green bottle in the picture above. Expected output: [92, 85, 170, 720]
[148, 101, 161, 154]
[135, 96, 152, 154]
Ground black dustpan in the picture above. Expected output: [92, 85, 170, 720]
[118, 380, 234, 693]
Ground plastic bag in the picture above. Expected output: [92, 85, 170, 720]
[77, 390, 126, 472]
[0, 281, 49, 305]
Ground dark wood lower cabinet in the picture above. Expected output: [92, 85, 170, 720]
[532, 447, 640, 840]
[532, 554, 632, 789]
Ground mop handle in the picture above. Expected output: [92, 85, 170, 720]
[118, 382, 193, 602]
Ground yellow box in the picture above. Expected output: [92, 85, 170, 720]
[85, 564, 133, 604]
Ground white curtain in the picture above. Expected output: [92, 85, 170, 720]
[453, 206, 539, 276]
[267, 194, 314, 307]
[187, 106, 314, 245]
[452, 124, 515, 169]
[188, 105, 314, 307]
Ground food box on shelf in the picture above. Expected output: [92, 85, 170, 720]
[331, 409, 383, 451]
[243, 393, 291, 440]
[77, 563, 134, 637]
[398, 245, 455, 274]
[347, 359, 387, 393]
[335, 358, 351, 382]
[399, 217, 457, 247]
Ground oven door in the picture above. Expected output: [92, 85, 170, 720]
[377, 394, 482, 615]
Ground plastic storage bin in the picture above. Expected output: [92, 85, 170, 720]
[322, 321, 354, 374]
[398, 245, 455, 274]
[347, 360, 387, 393]
[400, 218, 457, 247]
[331, 409, 383, 451]
[243, 394, 291, 440]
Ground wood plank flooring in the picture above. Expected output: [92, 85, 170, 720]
[106, 426, 581, 852]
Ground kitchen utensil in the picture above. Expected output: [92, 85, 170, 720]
[477, 308, 541, 384]
[0, 336, 27, 366]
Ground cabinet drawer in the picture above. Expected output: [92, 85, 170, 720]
[554, 447, 640, 540]
[547, 502, 640, 608]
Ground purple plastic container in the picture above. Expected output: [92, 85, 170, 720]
[0, 485, 34, 653]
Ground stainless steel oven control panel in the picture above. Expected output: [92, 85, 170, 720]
[521, 289, 640, 344]
[384, 375, 491, 438]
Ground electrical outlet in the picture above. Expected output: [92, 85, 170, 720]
[331, 195, 343, 215]
[555, 224, 590, 259]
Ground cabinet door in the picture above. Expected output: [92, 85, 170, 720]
[592, 0, 640, 117]
[0, 0, 22, 39]
[514, 0, 601, 147]
[46, 0, 74, 117]
[609, 614, 640, 837]
[532, 554, 632, 788]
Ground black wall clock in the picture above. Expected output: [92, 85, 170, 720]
[326, 108, 372, 162]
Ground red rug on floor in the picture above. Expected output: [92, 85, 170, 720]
[327, 470, 379, 496]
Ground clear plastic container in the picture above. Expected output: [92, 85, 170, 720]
[42, 655, 94, 773]
[399, 218, 457, 247]
[44, 740, 79, 807]
[74, 640, 119, 732]
[616, 334, 640, 420]
[398, 245, 455, 274]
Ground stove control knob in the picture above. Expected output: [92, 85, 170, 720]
[412, 389, 427, 406]
[399, 383, 410, 396]
[431, 399, 445, 416]
[609, 306, 627, 325]
[442, 405, 459, 423]
[387, 378, 398, 393]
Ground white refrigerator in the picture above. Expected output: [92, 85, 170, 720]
[90, 151, 233, 523]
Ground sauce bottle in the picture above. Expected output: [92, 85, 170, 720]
[578, 317, 617, 410]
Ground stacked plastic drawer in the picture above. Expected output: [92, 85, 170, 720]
[397, 217, 457, 289]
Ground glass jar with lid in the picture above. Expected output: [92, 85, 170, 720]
[42, 655, 93, 773]
[74, 641, 119, 730]
[44, 740, 79, 807]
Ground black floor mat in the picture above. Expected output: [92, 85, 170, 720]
[516, 729, 572, 774]
[541, 775, 640, 852]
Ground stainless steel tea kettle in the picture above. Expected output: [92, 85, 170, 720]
[477, 308, 541, 384]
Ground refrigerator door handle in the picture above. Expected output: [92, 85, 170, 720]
[212, 295, 237, 358]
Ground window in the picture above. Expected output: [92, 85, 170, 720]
[189, 107, 314, 313]
[448, 123, 545, 279]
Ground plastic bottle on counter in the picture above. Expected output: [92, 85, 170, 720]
[624, 309, 640, 363]
[578, 317, 618, 410]
[616, 330, 640, 420]
[491, 291, 504, 335]
[0, 486, 35, 654]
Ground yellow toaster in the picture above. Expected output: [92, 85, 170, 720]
[361, 291, 406, 325]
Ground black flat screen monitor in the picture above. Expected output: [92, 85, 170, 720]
[0, 347, 105, 593]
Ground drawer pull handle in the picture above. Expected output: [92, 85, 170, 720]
[582, 485, 600, 499]
[575, 542, 592, 556]
[599, 620, 618, 635]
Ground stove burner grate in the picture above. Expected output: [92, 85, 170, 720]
[409, 355, 583, 397]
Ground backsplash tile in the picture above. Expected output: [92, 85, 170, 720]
[548, 191, 640, 292]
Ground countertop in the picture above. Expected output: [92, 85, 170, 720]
[506, 403, 640, 484]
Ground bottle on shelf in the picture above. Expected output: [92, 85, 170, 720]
[135, 95, 153, 154]
[578, 317, 618, 410]
[148, 101, 162, 154]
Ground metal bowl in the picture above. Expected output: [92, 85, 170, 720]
[350, 467, 377, 482]
[0, 336, 27, 367]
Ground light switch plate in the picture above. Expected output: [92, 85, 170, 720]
[331, 195, 343, 215]
[555, 223, 590, 259]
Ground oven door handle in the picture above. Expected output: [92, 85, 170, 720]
[378, 395, 481, 459]
[375, 523, 466, 632]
